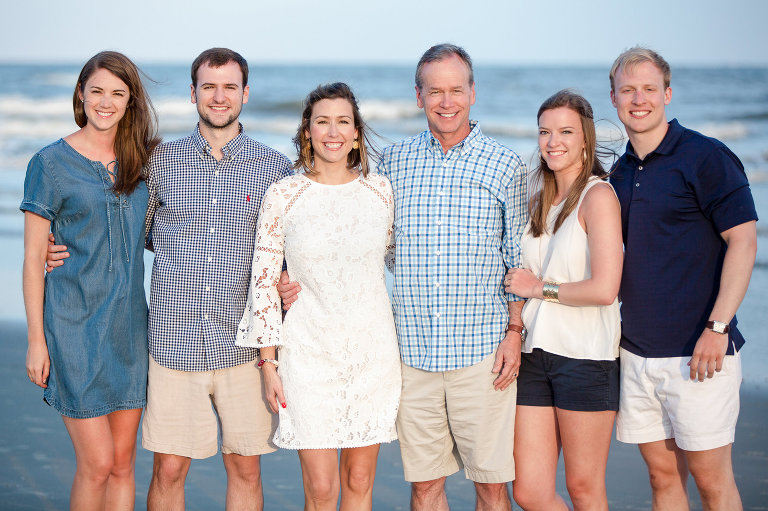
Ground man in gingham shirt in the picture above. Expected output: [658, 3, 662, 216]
[142, 49, 290, 510]
[382, 44, 527, 509]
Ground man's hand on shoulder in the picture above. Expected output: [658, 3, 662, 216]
[492, 331, 522, 391]
[688, 329, 729, 381]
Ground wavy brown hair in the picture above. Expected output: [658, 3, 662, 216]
[73, 51, 160, 194]
[528, 90, 610, 238]
[293, 82, 378, 177]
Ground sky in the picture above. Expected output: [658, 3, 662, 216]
[2, 0, 767, 66]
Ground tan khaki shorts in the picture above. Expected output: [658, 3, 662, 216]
[616, 347, 741, 451]
[142, 356, 277, 459]
[396, 352, 517, 483]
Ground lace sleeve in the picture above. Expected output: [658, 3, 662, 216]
[382, 177, 396, 273]
[236, 184, 285, 347]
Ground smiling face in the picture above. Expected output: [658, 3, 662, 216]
[416, 54, 475, 151]
[78, 68, 130, 134]
[191, 61, 249, 131]
[611, 60, 671, 142]
[306, 98, 358, 172]
[538, 107, 586, 179]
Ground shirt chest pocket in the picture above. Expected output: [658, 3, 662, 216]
[447, 181, 502, 237]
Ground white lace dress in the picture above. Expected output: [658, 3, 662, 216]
[236, 172, 401, 449]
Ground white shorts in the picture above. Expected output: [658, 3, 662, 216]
[616, 347, 741, 451]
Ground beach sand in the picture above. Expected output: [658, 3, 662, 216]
[1, 320, 766, 510]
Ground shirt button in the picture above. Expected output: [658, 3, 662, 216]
[205, 286, 210, 291]
[209, 228, 215, 233]
[435, 250, 441, 256]
[635, 182, 640, 188]
[214, 170, 220, 176]
[435, 312, 441, 318]
[438, 190, 445, 196]
[442, 161, 448, 167]
[207, 256, 213, 262]
[212, 198, 217, 204]
[435, 282, 440, 288]
[204, 314, 209, 320]
[638, 165, 643, 171]
[436, 220, 442, 226]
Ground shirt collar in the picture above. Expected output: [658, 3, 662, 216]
[625, 118, 683, 161]
[424, 120, 482, 157]
[191, 123, 247, 159]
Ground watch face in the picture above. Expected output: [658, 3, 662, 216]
[709, 321, 728, 334]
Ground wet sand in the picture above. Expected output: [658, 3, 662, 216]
[1, 319, 766, 510]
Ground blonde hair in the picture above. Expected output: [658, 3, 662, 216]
[609, 46, 671, 91]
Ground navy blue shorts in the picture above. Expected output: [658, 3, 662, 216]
[517, 348, 619, 412]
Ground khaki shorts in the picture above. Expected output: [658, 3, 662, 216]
[616, 347, 741, 451]
[142, 356, 277, 459]
[396, 352, 517, 483]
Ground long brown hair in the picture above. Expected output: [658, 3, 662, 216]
[292, 82, 378, 177]
[528, 89, 608, 238]
[73, 51, 160, 194]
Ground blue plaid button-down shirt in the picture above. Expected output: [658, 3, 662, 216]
[145, 125, 291, 371]
[378, 122, 527, 372]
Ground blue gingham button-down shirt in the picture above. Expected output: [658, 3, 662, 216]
[379, 122, 527, 372]
[145, 125, 291, 372]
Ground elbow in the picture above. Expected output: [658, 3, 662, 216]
[594, 294, 617, 306]
[594, 285, 619, 306]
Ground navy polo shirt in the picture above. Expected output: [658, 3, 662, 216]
[611, 119, 757, 358]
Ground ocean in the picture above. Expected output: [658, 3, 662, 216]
[0, 63, 767, 509]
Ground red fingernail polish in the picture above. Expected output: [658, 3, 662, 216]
[281, 402, 286, 408]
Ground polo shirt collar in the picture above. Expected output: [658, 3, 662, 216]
[425, 120, 481, 157]
[192, 123, 247, 159]
[625, 118, 684, 161]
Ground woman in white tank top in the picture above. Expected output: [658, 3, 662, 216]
[505, 90, 623, 510]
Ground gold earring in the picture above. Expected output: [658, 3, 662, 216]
[352, 139, 359, 150]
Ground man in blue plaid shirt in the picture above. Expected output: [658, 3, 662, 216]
[382, 44, 526, 510]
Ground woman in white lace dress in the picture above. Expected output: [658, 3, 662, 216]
[236, 82, 400, 510]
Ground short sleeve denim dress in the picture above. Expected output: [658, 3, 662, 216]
[20, 139, 148, 418]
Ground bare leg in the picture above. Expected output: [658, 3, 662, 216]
[62, 415, 114, 511]
[511, 405, 568, 511]
[298, 449, 340, 511]
[685, 444, 742, 511]
[411, 477, 449, 511]
[104, 409, 142, 510]
[638, 439, 690, 511]
[339, 444, 380, 511]
[222, 453, 264, 511]
[147, 452, 191, 511]
[474, 482, 511, 511]
[557, 408, 615, 511]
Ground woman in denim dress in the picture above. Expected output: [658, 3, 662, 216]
[21, 52, 159, 510]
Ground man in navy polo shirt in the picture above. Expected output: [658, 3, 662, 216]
[609, 47, 757, 510]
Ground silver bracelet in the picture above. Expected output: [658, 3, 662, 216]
[542, 282, 560, 303]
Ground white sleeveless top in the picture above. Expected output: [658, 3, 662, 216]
[520, 177, 620, 360]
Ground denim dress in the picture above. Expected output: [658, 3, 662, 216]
[20, 139, 148, 418]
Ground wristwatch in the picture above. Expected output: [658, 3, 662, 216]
[706, 320, 730, 334]
[507, 323, 528, 342]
